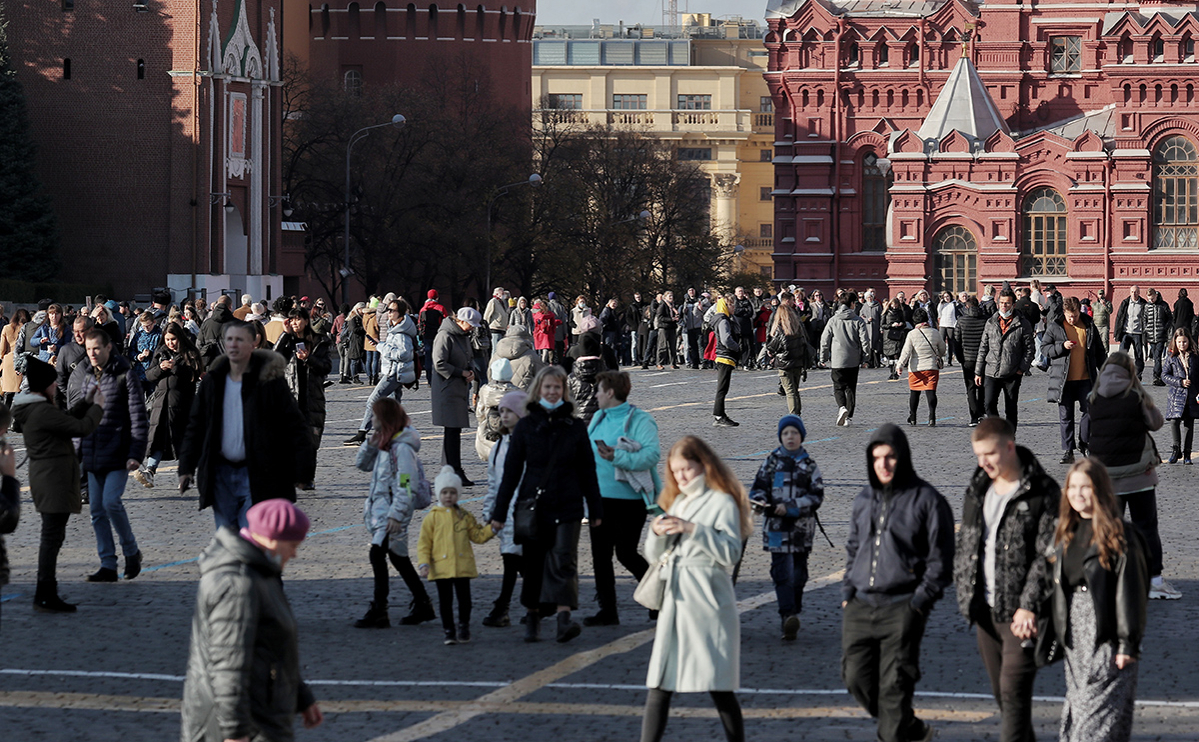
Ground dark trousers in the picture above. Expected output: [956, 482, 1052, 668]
[962, 364, 986, 423]
[646, 330, 659, 367]
[657, 325, 678, 367]
[908, 390, 937, 422]
[434, 577, 471, 630]
[713, 363, 733, 417]
[941, 327, 955, 365]
[368, 537, 429, 606]
[494, 553, 523, 611]
[442, 427, 463, 473]
[641, 688, 744, 742]
[975, 611, 1038, 742]
[1148, 340, 1166, 380]
[1171, 417, 1195, 456]
[984, 374, 1023, 429]
[521, 520, 581, 612]
[686, 328, 702, 368]
[636, 328, 650, 366]
[423, 342, 436, 383]
[841, 598, 928, 742]
[779, 369, 803, 415]
[38, 512, 70, 584]
[1120, 333, 1144, 377]
[589, 498, 649, 613]
[770, 551, 809, 616]
[1058, 378, 1092, 452]
[1118, 489, 1164, 577]
[831, 366, 860, 417]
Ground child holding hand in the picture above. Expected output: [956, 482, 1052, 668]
[418, 467, 495, 645]
[748, 414, 824, 641]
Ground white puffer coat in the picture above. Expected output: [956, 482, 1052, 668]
[357, 427, 422, 554]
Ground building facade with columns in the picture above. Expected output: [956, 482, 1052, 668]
[9, 0, 286, 302]
[533, 17, 777, 277]
[765, 0, 1199, 301]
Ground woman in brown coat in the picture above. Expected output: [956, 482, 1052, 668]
[10, 356, 104, 612]
[1, 309, 29, 405]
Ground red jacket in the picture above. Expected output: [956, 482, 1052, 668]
[533, 310, 560, 351]
[754, 305, 773, 344]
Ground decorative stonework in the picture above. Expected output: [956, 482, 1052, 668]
[223, 0, 264, 79]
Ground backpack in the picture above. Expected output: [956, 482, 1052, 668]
[482, 405, 504, 442]
[387, 446, 434, 510]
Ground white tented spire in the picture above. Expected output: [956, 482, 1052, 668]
[917, 57, 1008, 146]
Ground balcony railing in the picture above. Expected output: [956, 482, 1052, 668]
[537, 108, 755, 133]
[753, 112, 774, 129]
[742, 237, 773, 250]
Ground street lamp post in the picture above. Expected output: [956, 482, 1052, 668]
[485, 173, 542, 296]
[343, 113, 406, 304]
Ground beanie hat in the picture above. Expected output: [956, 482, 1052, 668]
[547, 291, 556, 300]
[508, 298, 517, 308]
[500, 390, 528, 417]
[489, 357, 514, 383]
[427, 289, 439, 299]
[778, 414, 806, 443]
[37, 298, 53, 311]
[104, 300, 119, 312]
[23, 355, 58, 394]
[245, 499, 310, 542]
[433, 465, 462, 496]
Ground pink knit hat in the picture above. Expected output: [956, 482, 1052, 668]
[500, 390, 529, 417]
[246, 499, 310, 542]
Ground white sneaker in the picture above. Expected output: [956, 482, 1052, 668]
[844, 418, 852, 427]
[1149, 578, 1182, 600]
[133, 466, 153, 489]
[836, 406, 849, 426]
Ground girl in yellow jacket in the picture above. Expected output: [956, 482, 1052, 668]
[418, 466, 494, 645]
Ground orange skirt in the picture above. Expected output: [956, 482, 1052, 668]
[908, 369, 940, 391]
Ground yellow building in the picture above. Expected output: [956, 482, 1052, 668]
[531, 16, 776, 278]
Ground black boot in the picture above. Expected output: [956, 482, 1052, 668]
[124, 551, 142, 580]
[556, 610, 582, 643]
[399, 598, 436, 625]
[524, 611, 541, 643]
[33, 581, 77, 613]
[87, 568, 118, 583]
[482, 606, 510, 627]
[1169, 445, 1181, 465]
[583, 608, 620, 626]
[354, 601, 391, 629]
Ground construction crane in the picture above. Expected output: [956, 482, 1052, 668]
[663, 0, 678, 28]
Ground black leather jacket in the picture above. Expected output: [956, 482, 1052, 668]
[1049, 523, 1149, 659]
[765, 326, 811, 370]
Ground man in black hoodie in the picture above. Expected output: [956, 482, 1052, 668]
[842, 425, 954, 742]
[954, 417, 1058, 742]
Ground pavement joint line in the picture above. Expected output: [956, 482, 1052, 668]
[364, 570, 846, 742]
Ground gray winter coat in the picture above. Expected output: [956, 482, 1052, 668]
[858, 300, 882, 350]
[180, 528, 316, 742]
[819, 306, 870, 368]
[431, 317, 474, 428]
[494, 325, 546, 391]
[975, 313, 1035, 380]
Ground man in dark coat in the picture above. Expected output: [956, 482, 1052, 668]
[418, 290, 446, 384]
[1173, 287, 1195, 333]
[196, 295, 236, 372]
[626, 292, 646, 366]
[69, 329, 149, 583]
[975, 290, 1036, 430]
[1113, 285, 1147, 378]
[955, 298, 988, 426]
[179, 321, 314, 530]
[842, 424, 954, 742]
[1043, 297, 1107, 463]
[1144, 288, 1173, 385]
[955, 418, 1059, 742]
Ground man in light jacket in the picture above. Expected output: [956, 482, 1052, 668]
[975, 290, 1035, 430]
[1113, 285, 1147, 379]
[843, 424, 954, 742]
[820, 292, 871, 427]
[484, 287, 510, 352]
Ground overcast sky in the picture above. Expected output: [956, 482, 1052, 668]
[535, 1, 769, 27]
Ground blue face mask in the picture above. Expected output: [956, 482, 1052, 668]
[539, 397, 564, 410]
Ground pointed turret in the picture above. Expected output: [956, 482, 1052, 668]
[917, 57, 1009, 149]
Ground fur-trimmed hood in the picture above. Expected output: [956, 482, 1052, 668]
[206, 349, 286, 383]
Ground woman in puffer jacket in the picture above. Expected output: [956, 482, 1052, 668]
[352, 398, 435, 629]
[765, 304, 811, 415]
[568, 333, 605, 424]
[1161, 327, 1199, 463]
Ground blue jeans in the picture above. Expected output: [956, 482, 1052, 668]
[770, 550, 809, 617]
[360, 375, 405, 432]
[213, 464, 252, 530]
[145, 451, 163, 471]
[365, 350, 380, 378]
[88, 469, 138, 570]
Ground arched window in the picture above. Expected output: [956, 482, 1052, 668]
[347, 2, 361, 37]
[932, 226, 977, 294]
[428, 4, 438, 38]
[877, 42, 889, 67]
[343, 68, 363, 96]
[862, 152, 891, 252]
[1154, 135, 1199, 248]
[456, 4, 465, 39]
[1022, 187, 1067, 275]
[374, 2, 388, 37]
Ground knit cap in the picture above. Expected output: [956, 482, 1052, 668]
[778, 414, 806, 443]
[23, 355, 58, 394]
[433, 465, 462, 496]
[489, 357, 514, 383]
[427, 289, 439, 299]
[500, 390, 528, 417]
[245, 499, 310, 542]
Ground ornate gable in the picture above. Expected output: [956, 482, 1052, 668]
[223, 0, 264, 79]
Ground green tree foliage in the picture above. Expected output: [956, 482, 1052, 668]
[0, 9, 60, 281]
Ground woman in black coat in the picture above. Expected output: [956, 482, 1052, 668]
[136, 322, 201, 488]
[488, 365, 603, 644]
[882, 299, 910, 379]
[274, 309, 334, 456]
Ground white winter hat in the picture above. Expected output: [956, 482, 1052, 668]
[489, 357, 514, 383]
[433, 465, 462, 496]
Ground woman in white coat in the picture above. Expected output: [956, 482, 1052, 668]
[641, 435, 753, 742]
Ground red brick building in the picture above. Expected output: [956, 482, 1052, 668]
[765, 0, 1199, 300]
[303, 2, 534, 110]
[9, 0, 286, 302]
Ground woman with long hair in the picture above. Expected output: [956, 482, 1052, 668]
[1086, 351, 1179, 600]
[1047, 459, 1148, 742]
[135, 322, 201, 488]
[488, 365, 602, 643]
[32, 304, 69, 363]
[882, 297, 909, 380]
[274, 308, 334, 456]
[640, 435, 751, 742]
[766, 304, 810, 415]
[897, 307, 946, 426]
[1, 309, 31, 406]
[1161, 326, 1199, 463]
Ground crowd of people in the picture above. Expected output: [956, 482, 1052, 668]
[0, 277, 1187, 742]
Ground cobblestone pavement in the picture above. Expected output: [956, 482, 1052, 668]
[1, 364, 1197, 740]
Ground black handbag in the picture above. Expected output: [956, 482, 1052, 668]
[512, 431, 569, 545]
[1033, 599, 1063, 668]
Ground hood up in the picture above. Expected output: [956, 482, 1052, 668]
[865, 423, 917, 490]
